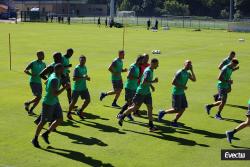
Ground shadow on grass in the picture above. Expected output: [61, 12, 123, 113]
[61, 120, 80, 128]
[62, 111, 109, 121]
[74, 120, 126, 135]
[231, 145, 250, 149]
[126, 118, 233, 140]
[209, 116, 243, 124]
[42, 146, 114, 167]
[55, 131, 108, 146]
[124, 129, 209, 147]
[103, 105, 121, 110]
[226, 104, 248, 110]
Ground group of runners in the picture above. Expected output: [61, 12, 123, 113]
[23, 49, 248, 148]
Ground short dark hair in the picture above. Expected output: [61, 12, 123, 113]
[119, 50, 124, 54]
[79, 55, 86, 59]
[230, 51, 236, 56]
[151, 58, 158, 64]
[53, 52, 62, 60]
[67, 48, 73, 53]
[37, 51, 44, 56]
[136, 55, 144, 63]
[232, 58, 239, 65]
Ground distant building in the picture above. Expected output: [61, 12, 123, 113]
[13, 0, 107, 16]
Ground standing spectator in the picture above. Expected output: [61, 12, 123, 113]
[155, 19, 159, 30]
[97, 17, 101, 27]
[147, 19, 151, 30]
[105, 17, 108, 27]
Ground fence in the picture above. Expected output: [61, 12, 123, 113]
[20, 14, 250, 30]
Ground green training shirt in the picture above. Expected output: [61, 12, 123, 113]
[28, 60, 46, 84]
[125, 63, 140, 91]
[73, 65, 88, 91]
[172, 69, 190, 95]
[217, 65, 233, 89]
[62, 56, 70, 74]
[136, 67, 153, 95]
[111, 58, 123, 81]
[43, 73, 61, 105]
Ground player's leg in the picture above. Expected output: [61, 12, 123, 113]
[172, 94, 188, 126]
[215, 90, 228, 120]
[31, 103, 52, 148]
[112, 80, 123, 107]
[68, 91, 79, 120]
[29, 83, 43, 114]
[118, 89, 134, 120]
[41, 103, 63, 144]
[158, 94, 181, 121]
[226, 116, 250, 143]
[100, 80, 118, 101]
[77, 90, 91, 119]
[145, 94, 157, 131]
[66, 87, 72, 104]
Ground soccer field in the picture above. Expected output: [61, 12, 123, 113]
[0, 23, 249, 167]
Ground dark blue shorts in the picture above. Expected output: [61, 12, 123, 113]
[72, 89, 90, 101]
[133, 93, 152, 106]
[172, 94, 188, 111]
[218, 88, 228, 101]
[112, 80, 123, 90]
[125, 89, 136, 102]
[30, 82, 42, 97]
[41, 103, 63, 123]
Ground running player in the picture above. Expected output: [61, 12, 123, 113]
[213, 51, 239, 101]
[24, 51, 46, 115]
[67, 55, 91, 120]
[100, 50, 127, 107]
[135, 53, 150, 116]
[158, 60, 196, 127]
[226, 99, 250, 143]
[205, 59, 239, 120]
[40, 52, 63, 80]
[117, 55, 144, 121]
[62, 48, 74, 104]
[31, 64, 70, 148]
[118, 58, 159, 132]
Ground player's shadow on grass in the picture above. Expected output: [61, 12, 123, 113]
[43, 146, 114, 167]
[226, 104, 248, 110]
[124, 129, 209, 147]
[103, 105, 122, 110]
[61, 120, 80, 128]
[74, 120, 126, 135]
[231, 145, 250, 149]
[62, 111, 109, 121]
[209, 116, 243, 124]
[137, 116, 234, 140]
[55, 131, 108, 146]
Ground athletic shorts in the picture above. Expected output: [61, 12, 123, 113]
[218, 88, 228, 101]
[61, 73, 70, 86]
[246, 104, 250, 116]
[30, 82, 42, 97]
[112, 80, 123, 90]
[172, 94, 188, 111]
[41, 103, 63, 123]
[125, 88, 136, 102]
[133, 93, 152, 106]
[72, 89, 90, 101]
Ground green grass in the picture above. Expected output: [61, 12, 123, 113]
[0, 23, 250, 167]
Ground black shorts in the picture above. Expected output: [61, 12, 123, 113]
[30, 82, 42, 97]
[218, 88, 228, 101]
[41, 103, 63, 123]
[133, 93, 152, 106]
[172, 94, 188, 111]
[246, 104, 250, 116]
[112, 80, 123, 90]
[61, 73, 70, 86]
[72, 89, 90, 101]
[125, 89, 136, 102]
